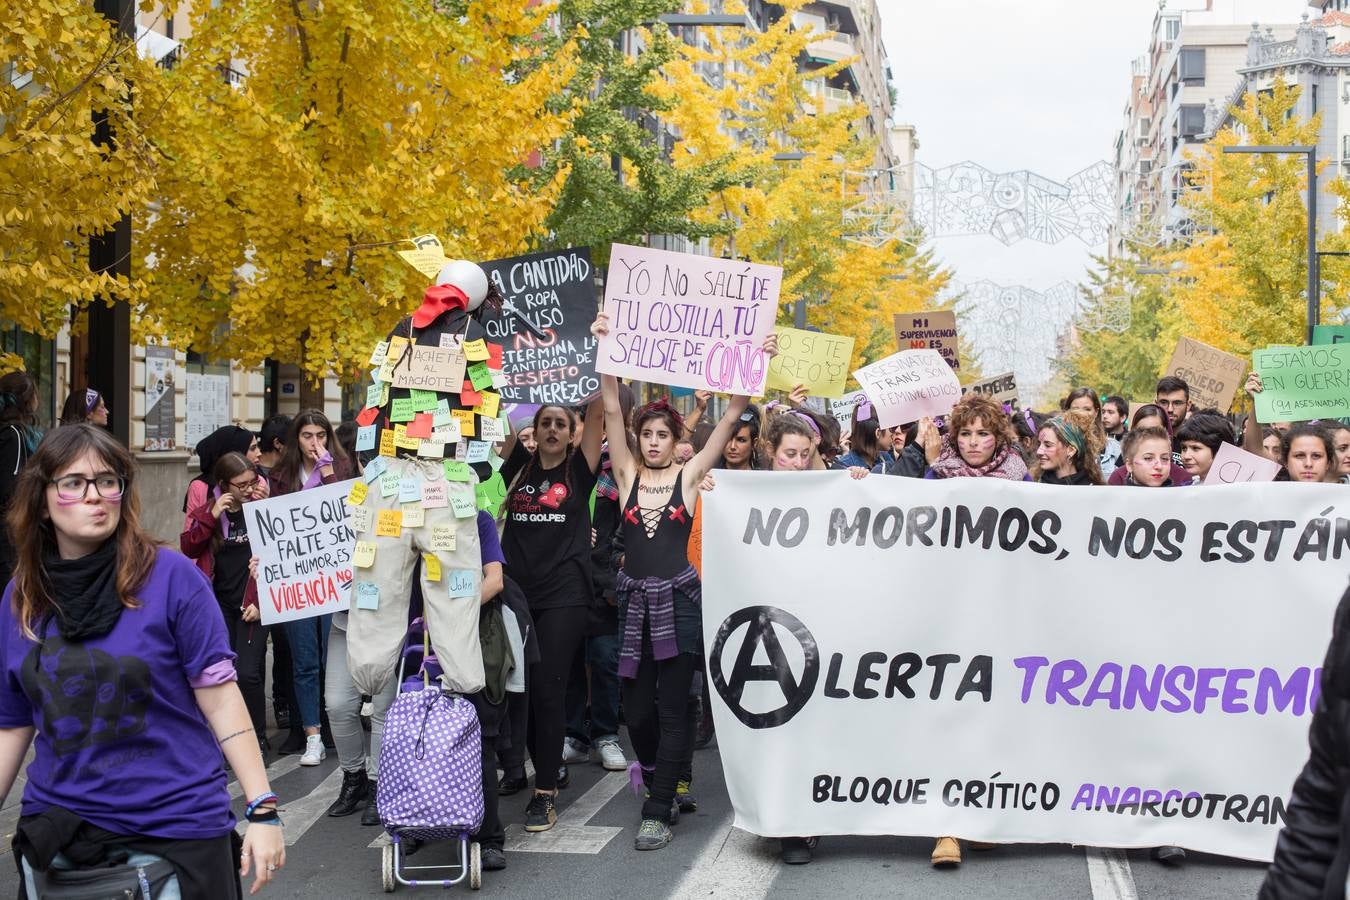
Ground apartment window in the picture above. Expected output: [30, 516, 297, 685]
[1165, 18, 1180, 41]
[1312, 84, 1318, 115]
[1179, 104, 1206, 140]
[1179, 48, 1205, 86]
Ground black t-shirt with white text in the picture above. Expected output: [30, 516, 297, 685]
[500, 442, 598, 609]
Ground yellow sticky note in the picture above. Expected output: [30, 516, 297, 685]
[346, 481, 369, 507]
[417, 440, 446, 459]
[423, 553, 442, 582]
[394, 431, 421, 451]
[353, 541, 376, 568]
[376, 509, 403, 537]
[451, 409, 476, 438]
[379, 430, 397, 457]
[474, 391, 500, 421]
[401, 505, 425, 528]
[368, 341, 390, 367]
[463, 338, 489, 361]
[431, 526, 456, 553]
[388, 336, 410, 358]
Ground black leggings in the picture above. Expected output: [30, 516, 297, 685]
[526, 605, 589, 792]
[623, 649, 700, 823]
[224, 607, 269, 737]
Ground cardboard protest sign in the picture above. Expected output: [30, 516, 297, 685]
[481, 248, 600, 405]
[390, 344, 467, 393]
[1202, 442, 1282, 485]
[853, 349, 960, 428]
[1312, 325, 1350, 345]
[245, 479, 356, 625]
[894, 310, 960, 372]
[1252, 344, 1350, 422]
[703, 471, 1346, 861]
[1163, 337, 1245, 413]
[961, 371, 1018, 407]
[596, 243, 781, 394]
[766, 327, 855, 398]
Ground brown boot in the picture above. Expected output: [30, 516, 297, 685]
[931, 836, 961, 867]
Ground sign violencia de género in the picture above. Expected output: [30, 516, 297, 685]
[702, 471, 1346, 862]
[245, 479, 356, 625]
[481, 247, 600, 406]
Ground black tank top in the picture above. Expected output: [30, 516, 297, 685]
[621, 471, 694, 580]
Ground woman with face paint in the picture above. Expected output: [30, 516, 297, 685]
[497, 399, 604, 833]
[918, 395, 1031, 485]
[592, 313, 777, 852]
[1062, 388, 1118, 479]
[0, 426, 285, 898]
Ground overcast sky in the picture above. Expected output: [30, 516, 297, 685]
[878, 0, 1311, 290]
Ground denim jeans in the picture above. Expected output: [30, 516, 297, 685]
[565, 631, 622, 746]
[23, 850, 180, 900]
[283, 615, 331, 730]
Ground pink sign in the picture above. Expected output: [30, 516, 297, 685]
[596, 243, 782, 394]
[853, 349, 961, 428]
[1202, 442, 1282, 485]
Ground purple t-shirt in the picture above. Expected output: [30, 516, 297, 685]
[0, 548, 237, 839]
[477, 510, 505, 567]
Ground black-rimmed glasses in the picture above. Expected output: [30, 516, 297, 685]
[50, 474, 125, 501]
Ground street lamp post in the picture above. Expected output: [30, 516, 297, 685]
[1222, 145, 1319, 344]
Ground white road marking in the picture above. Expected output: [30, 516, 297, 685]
[229, 754, 303, 800]
[238, 766, 343, 845]
[1086, 847, 1139, 900]
[669, 822, 778, 900]
[502, 770, 628, 854]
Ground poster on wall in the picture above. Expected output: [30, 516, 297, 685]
[186, 373, 231, 451]
[144, 346, 176, 452]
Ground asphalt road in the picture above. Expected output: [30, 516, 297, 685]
[0, 728, 1270, 899]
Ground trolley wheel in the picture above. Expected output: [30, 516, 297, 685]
[381, 843, 395, 893]
[469, 841, 482, 891]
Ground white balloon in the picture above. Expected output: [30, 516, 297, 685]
[435, 260, 489, 311]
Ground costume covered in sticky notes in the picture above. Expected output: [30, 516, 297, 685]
[347, 260, 508, 697]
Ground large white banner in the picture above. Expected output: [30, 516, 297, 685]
[701, 472, 1349, 862]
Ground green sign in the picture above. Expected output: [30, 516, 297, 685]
[1312, 325, 1350, 345]
[1252, 344, 1350, 423]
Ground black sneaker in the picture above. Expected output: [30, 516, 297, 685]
[524, 792, 557, 832]
[481, 847, 507, 871]
[499, 773, 528, 797]
[780, 837, 818, 865]
[1152, 845, 1186, 865]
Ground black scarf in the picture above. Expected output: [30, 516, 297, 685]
[44, 541, 123, 642]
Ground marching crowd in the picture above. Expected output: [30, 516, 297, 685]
[0, 316, 1342, 898]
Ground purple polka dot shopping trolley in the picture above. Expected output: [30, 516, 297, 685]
[377, 617, 484, 891]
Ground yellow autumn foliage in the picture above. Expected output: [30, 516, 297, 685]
[136, 0, 581, 382]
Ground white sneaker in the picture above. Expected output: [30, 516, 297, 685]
[596, 737, 627, 771]
[299, 734, 326, 767]
[561, 737, 590, 765]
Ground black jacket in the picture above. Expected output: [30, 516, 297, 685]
[882, 442, 928, 478]
[1261, 581, 1350, 899]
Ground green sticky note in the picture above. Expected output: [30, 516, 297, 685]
[391, 397, 415, 422]
[432, 399, 453, 428]
[380, 470, 401, 498]
[409, 389, 438, 412]
[451, 493, 477, 518]
[468, 361, 493, 391]
[443, 460, 473, 483]
[1252, 345, 1350, 422]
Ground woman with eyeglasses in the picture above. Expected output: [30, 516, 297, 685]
[0, 425, 284, 897]
[181, 452, 272, 757]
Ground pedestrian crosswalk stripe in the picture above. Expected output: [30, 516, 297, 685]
[669, 822, 777, 900]
[1086, 847, 1139, 900]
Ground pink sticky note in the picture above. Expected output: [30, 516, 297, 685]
[406, 413, 434, 439]
[460, 382, 483, 407]
[355, 406, 380, 427]
[487, 343, 504, 370]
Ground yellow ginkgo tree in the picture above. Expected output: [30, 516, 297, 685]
[0, 4, 159, 370]
[136, 0, 582, 382]
[651, 0, 952, 377]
